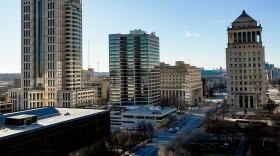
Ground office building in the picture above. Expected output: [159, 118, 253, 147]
[82, 67, 94, 81]
[58, 89, 95, 108]
[83, 76, 109, 105]
[8, 0, 94, 111]
[110, 106, 176, 132]
[8, 88, 22, 111]
[109, 29, 160, 106]
[226, 10, 266, 108]
[13, 78, 21, 88]
[0, 102, 13, 114]
[265, 62, 274, 81]
[272, 67, 280, 81]
[0, 107, 110, 156]
[160, 61, 203, 105]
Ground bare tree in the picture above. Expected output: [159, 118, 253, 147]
[136, 121, 155, 139]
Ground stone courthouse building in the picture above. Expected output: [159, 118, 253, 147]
[160, 61, 203, 106]
[226, 10, 266, 109]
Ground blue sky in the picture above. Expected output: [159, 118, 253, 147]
[0, 0, 280, 73]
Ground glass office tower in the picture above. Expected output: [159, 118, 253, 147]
[109, 29, 160, 106]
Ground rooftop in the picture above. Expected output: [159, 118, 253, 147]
[122, 106, 176, 117]
[130, 29, 147, 35]
[0, 107, 106, 139]
[233, 10, 256, 23]
[6, 114, 36, 119]
[202, 70, 224, 75]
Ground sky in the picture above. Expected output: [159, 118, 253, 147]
[0, 0, 280, 73]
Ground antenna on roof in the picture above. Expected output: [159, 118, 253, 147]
[97, 61, 99, 73]
[88, 40, 90, 68]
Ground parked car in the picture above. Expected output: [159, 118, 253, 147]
[175, 127, 180, 131]
[139, 143, 145, 148]
[151, 138, 157, 142]
[124, 151, 131, 156]
[171, 129, 177, 133]
[168, 128, 173, 132]
[129, 146, 139, 152]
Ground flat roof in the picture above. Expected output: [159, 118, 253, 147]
[0, 107, 107, 139]
[6, 114, 36, 119]
[122, 106, 176, 117]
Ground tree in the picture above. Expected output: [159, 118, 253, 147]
[265, 98, 277, 115]
[208, 88, 214, 97]
[219, 103, 230, 120]
[136, 121, 155, 139]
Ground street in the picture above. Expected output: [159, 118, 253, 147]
[134, 108, 208, 156]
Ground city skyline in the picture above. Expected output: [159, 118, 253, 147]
[1, 0, 280, 73]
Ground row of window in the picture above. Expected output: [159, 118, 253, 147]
[23, 55, 30, 62]
[23, 22, 30, 29]
[230, 81, 262, 86]
[229, 75, 262, 80]
[23, 30, 30, 37]
[23, 47, 30, 53]
[23, 80, 30, 87]
[23, 71, 31, 78]
[22, 5, 31, 13]
[47, 2, 55, 10]
[230, 57, 261, 62]
[229, 51, 261, 56]
[229, 63, 262, 68]
[229, 69, 261, 74]
[47, 11, 55, 18]
[230, 87, 262, 92]
[23, 63, 31, 70]
[23, 14, 31, 21]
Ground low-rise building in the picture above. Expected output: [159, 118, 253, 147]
[82, 68, 94, 81]
[9, 88, 95, 110]
[58, 89, 95, 108]
[160, 61, 203, 105]
[0, 107, 110, 156]
[0, 102, 13, 114]
[83, 77, 109, 105]
[110, 106, 176, 132]
[8, 88, 22, 111]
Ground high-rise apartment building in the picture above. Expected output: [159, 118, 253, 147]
[109, 29, 160, 106]
[160, 61, 203, 105]
[226, 10, 266, 109]
[9, 0, 85, 111]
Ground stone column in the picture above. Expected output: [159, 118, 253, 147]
[253, 31, 256, 42]
[243, 95, 245, 108]
[259, 31, 262, 42]
[250, 32, 253, 42]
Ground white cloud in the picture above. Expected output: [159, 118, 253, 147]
[184, 31, 200, 38]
